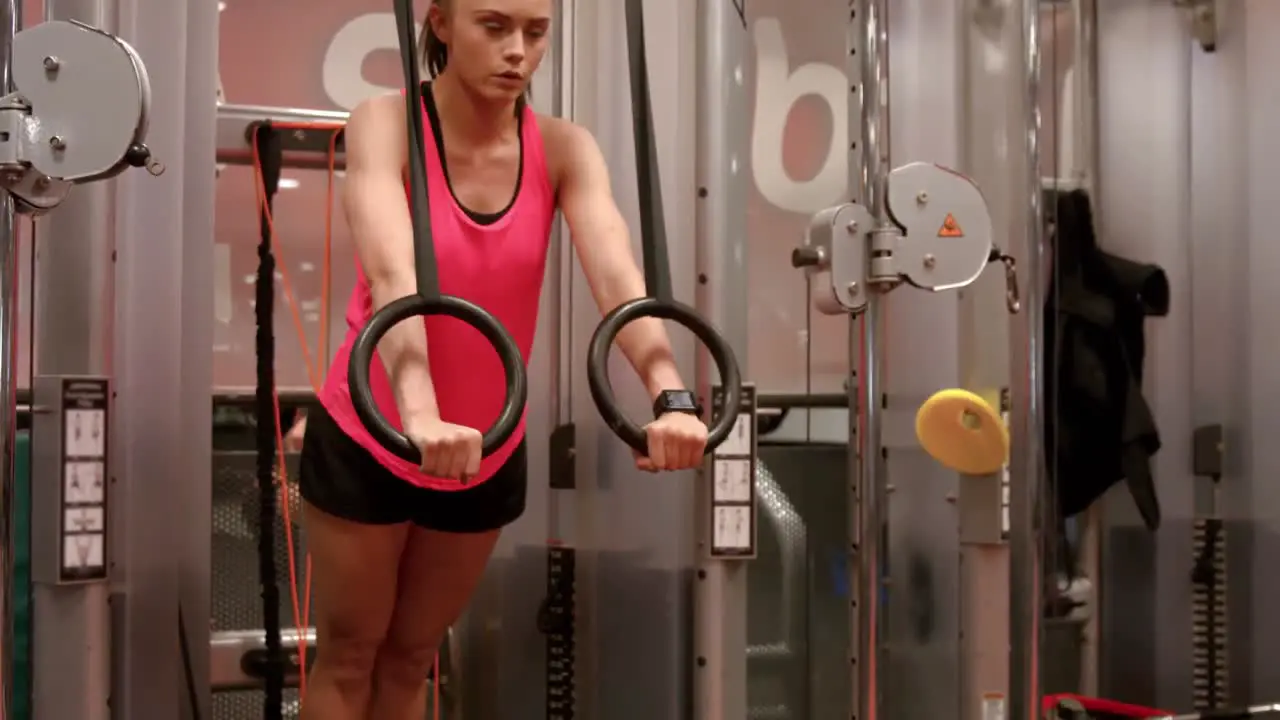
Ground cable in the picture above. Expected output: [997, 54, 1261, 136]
[178, 603, 204, 720]
[252, 124, 287, 720]
[250, 120, 443, 719]
[250, 121, 339, 708]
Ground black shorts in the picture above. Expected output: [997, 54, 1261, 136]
[298, 404, 527, 533]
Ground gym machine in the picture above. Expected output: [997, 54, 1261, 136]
[0, 2, 161, 718]
[789, 0, 1034, 718]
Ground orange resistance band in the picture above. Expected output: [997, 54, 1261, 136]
[249, 123, 442, 716]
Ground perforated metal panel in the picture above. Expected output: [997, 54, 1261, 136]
[211, 450, 307, 719]
[748, 445, 851, 720]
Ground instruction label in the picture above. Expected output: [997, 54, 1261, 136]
[59, 377, 109, 583]
[709, 384, 757, 559]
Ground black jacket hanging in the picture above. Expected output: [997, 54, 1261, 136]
[1044, 189, 1170, 531]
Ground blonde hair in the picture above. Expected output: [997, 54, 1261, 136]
[418, 0, 450, 77]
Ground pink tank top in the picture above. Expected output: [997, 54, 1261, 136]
[320, 94, 555, 491]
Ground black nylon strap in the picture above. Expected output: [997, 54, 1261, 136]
[624, 0, 673, 303]
[394, 0, 441, 299]
[251, 123, 286, 720]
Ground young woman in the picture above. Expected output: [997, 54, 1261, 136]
[297, 0, 709, 717]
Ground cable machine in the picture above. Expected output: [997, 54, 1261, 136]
[788, 0, 1036, 717]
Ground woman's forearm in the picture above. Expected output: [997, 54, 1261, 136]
[614, 318, 685, 398]
[346, 176, 440, 420]
[342, 95, 441, 422]
[591, 266, 686, 398]
[369, 279, 440, 420]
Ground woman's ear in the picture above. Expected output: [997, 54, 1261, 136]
[428, 3, 451, 46]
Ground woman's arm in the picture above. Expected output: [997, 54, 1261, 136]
[343, 95, 440, 419]
[554, 121, 685, 398]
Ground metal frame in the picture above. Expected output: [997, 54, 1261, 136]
[0, 0, 214, 717]
[691, 3, 750, 718]
[1007, 0, 1046, 716]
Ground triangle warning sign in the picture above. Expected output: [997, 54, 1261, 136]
[938, 213, 964, 238]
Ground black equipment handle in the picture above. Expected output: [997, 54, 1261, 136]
[347, 0, 527, 464]
[585, 0, 743, 455]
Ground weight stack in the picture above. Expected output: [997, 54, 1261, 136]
[1190, 518, 1229, 710]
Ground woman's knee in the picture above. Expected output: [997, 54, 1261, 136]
[374, 634, 446, 686]
[315, 633, 384, 684]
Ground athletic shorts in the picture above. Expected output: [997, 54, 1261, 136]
[297, 403, 527, 533]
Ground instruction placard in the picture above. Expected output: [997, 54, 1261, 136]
[58, 377, 109, 583]
[709, 383, 757, 559]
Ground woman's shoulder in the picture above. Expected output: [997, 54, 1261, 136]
[343, 93, 408, 168]
[534, 114, 601, 189]
[349, 92, 408, 129]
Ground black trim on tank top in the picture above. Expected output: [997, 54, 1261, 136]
[421, 82, 524, 227]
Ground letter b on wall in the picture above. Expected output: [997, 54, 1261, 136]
[751, 19, 849, 214]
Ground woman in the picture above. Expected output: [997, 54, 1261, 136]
[297, 0, 709, 717]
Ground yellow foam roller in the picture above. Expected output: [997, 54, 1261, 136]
[915, 388, 1009, 475]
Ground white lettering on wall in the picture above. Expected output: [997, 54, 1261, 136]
[323, 13, 397, 110]
[751, 18, 849, 214]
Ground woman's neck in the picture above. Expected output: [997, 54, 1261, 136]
[431, 72, 520, 147]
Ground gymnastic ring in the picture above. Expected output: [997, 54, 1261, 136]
[587, 297, 742, 456]
[348, 294, 527, 464]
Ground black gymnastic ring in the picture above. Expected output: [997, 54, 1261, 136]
[586, 297, 742, 456]
[348, 294, 527, 463]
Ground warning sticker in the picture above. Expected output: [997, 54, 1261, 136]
[938, 213, 964, 238]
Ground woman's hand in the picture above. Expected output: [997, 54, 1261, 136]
[634, 412, 708, 472]
[284, 413, 308, 453]
[402, 411, 483, 481]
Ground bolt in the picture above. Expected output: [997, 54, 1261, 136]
[917, 191, 929, 205]
[846, 282, 859, 297]
[42, 56, 59, 72]
[923, 254, 937, 269]
[49, 136, 65, 150]
[846, 221, 859, 234]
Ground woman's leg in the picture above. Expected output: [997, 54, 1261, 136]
[368, 528, 501, 719]
[300, 504, 409, 719]
[295, 405, 419, 719]
[368, 442, 528, 719]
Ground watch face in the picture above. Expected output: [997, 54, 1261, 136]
[662, 391, 698, 412]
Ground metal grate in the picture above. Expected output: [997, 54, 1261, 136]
[212, 450, 308, 720]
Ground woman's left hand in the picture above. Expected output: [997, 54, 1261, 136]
[635, 412, 709, 472]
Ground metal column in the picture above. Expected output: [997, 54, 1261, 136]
[0, 0, 20, 716]
[1007, 0, 1045, 717]
[27, 0, 115, 713]
[111, 0, 218, 714]
[693, 2, 749, 718]
[851, 1, 888, 718]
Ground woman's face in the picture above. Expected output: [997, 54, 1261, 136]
[433, 0, 552, 103]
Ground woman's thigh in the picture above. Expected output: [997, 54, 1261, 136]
[305, 502, 410, 655]
[382, 526, 501, 654]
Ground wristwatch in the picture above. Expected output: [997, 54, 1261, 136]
[653, 389, 701, 419]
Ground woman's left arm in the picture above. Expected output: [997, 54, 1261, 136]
[554, 121, 706, 470]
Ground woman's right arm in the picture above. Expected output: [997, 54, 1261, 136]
[342, 94, 440, 421]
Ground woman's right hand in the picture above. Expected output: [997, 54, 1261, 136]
[402, 412, 483, 481]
